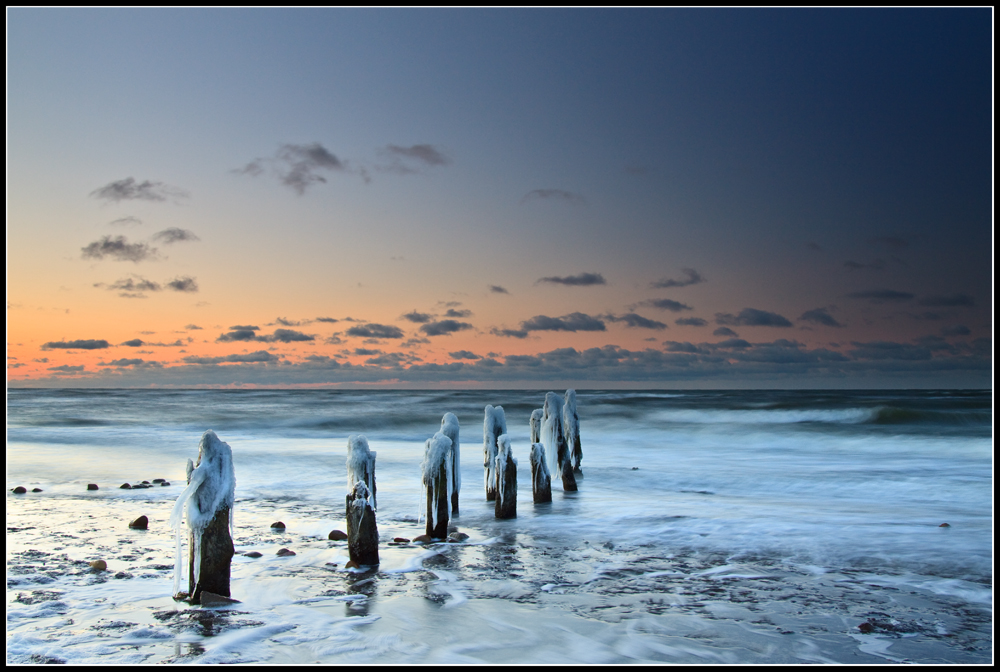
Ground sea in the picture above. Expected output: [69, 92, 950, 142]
[6, 388, 993, 664]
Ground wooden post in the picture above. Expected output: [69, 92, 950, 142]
[171, 430, 236, 604]
[346, 435, 379, 566]
[440, 413, 461, 514]
[346, 481, 379, 566]
[529, 408, 543, 444]
[495, 434, 517, 519]
[529, 442, 552, 503]
[564, 389, 583, 474]
[483, 405, 506, 502]
[422, 432, 451, 538]
[543, 392, 577, 492]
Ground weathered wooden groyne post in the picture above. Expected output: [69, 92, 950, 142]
[483, 405, 507, 501]
[529, 442, 552, 503]
[494, 434, 518, 518]
[346, 435, 379, 566]
[542, 392, 577, 491]
[564, 389, 583, 474]
[422, 432, 452, 538]
[440, 412, 461, 514]
[529, 408, 543, 444]
[170, 430, 236, 603]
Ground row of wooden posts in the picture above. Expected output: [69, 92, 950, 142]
[175, 390, 581, 603]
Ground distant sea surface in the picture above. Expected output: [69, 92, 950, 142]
[6, 389, 993, 664]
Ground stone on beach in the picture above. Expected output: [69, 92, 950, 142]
[12, 486, 27, 494]
[270, 521, 286, 529]
[128, 515, 149, 530]
[120, 483, 132, 489]
[243, 551, 263, 558]
[328, 529, 348, 540]
[31, 488, 43, 492]
[276, 548, 296, 556]
[87, 484, 99, 491]
[89, 559, 107, 571]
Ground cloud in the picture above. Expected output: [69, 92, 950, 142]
[183, 351, 280, 365]
[521, 189, 585, 204]
[81, 236, 158, 262]
[848, 341, 932, 361]
[715, 308, 793, 327]
[847, 289, 915, 303]
[489, 285, 510, 294]
[420, 320, 474, 336]
[650, 268, 705, 289]
[316, 317, 339, 323]
[271, 317, 303, 327]
[518, 312, 606, 333]
[942, 324, 971, 337]
[167, 277, 198, 292]
[917, 294, 975, 307]
[445, 308, 472, 318]
[100, 358, 162, 368]
[379, 144, 451, 172]
[109, 216, 142, 226]
[537, 272, 606, 286]
[676, 317, 707, 327]
[449, 350, 481, 360]
[185, 324, 203, 330]
[216, 327, 260, 342]
[152, 228, 200, 244]
[638, 298, 694, 312]
[713, 327, 738, 337]
[345, 323, 405, 339]
[606, 313, 667, 330]
[102, 275, 161, 293]
[121, 339, 145, 347]
[799, 308, 843, 328]
[41, 339, 110, 350]
[664, 341, 703, 353]
[89, 177, 188, 203]
[48, 365, 86, 373]
[263, 329, 315, 343]
[235, 142, 346, 195]
[401, 310, 433, 323]
[490, 328, 528, 339]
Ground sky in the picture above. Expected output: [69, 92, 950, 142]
[6, 8, 993, 389]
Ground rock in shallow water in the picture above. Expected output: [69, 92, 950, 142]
[200, 591, 240, 606]
[270, 521, 286, 529]
[243, 551, 263, 558]
[12, 486, 27, 494]
[120, 483, 132, 489]
[128, 515, 148, 530]
[276, 548, 296, 557]
[87, 484, 99, 491]
[89, 560, 107, 571]
[32, 488, 43, 493]
[328, 529, 348, 541]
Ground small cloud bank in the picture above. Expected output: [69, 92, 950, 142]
[90, 177, 188, 203]
[538, 272, 606, 286]
[651, 268, 705, 289]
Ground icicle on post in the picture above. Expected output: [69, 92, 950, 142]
[422, 432, 452, 538]
[494, 434, 517, 519]
[529, 408, 543, 444]
[440, 412, 461, 514]
[564, 389, 583, 475]
[169, 430, 236, 603]
[542, 392, 577, 492]
[529, 442, 552, 503]
[483, 405, 507, 502]
[345, 435, 379, 567]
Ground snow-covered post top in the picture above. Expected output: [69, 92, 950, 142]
[529, 408, 544, 444]
[563, 388, 582, 472]
[170, 430, 236, 535]
[541, 392, 564, 475]
[422, 431, 453, 537]
[483, 405, 507, 501]
[440, 412, 461, 513]
[347, 434, 376, 511]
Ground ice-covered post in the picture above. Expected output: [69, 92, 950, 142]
[483, 405, 506, 501]
[564, 389, 583, 474]
[494, 434, 517, 518]
[529, 442, 552, 503]
[542, 392, 577, 492]
[440, 412, 461, 514]
[529, 408, 543, 444]
[422, 432, 452, 538]
[346, 435, 379, 566]
[170, 430, 236, 603]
